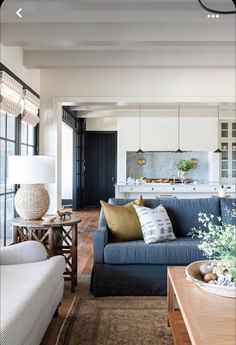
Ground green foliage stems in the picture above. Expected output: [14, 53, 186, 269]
[176, 159, 195, 172]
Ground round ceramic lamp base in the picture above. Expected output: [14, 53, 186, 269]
[15, 184, 50, 220]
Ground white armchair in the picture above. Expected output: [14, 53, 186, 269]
[0, 241, 65, 345]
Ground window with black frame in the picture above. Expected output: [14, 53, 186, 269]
[0, 113, 38, 246]
[21, 121, 37, 156]
[0, 66, 39, 246]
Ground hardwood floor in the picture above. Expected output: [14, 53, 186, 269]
[40, 207, 100, 345]
[77, 207, 100, 275]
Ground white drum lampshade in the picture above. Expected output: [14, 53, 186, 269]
[8, 156, 55, 220]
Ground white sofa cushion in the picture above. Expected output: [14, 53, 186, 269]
[0, 241, 47, 265]
[0, 256, 65, 345]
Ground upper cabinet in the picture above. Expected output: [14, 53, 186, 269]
[220, 120, 236, 182]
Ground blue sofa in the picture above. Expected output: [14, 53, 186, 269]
[91, 197, 235, 297]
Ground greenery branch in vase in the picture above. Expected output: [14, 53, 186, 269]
[176, 159, 196, 181]
[189, 207, 236, 287]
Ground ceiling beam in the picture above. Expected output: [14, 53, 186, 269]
[1, 23, 234, 48]
[23, 50, 234, 69]
[20, 42, 235, 52]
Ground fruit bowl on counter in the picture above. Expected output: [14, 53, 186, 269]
[186, 260, 236, 298]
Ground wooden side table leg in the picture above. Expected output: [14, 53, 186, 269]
[71, 224, 78, 292]
[74, 224, 78, 287]
[167, 268, 174, 327]
[48, 227, 54, 258]
[28, 227, 33, 241]
[13, 225, 18, 243]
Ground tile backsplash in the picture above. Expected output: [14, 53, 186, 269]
[126, 151, 209, 182]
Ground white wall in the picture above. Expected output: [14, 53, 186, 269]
[0, 44, 40, 94]
[117, 111, 219, 181]
[39, 68, 235, 211]
[61, 122, 73, 200]
[86, 118, 117, 131]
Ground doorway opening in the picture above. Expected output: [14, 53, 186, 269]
[61, 107, 117, 210]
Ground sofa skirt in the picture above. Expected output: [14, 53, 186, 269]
[91, 264, 178, 297]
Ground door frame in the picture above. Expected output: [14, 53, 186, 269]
[62, 107, 86, 211]
[84, 130, 117, 206]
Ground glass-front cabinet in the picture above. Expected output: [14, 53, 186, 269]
[220, 120, 236, 182]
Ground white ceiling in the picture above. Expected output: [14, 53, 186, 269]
[1, 0, 235, 69]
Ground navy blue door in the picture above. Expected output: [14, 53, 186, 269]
[85, 131, 117, 206]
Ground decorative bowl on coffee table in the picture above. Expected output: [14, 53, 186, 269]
[186, 261, 236, 299]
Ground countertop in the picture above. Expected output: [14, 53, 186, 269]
[116, 182, 235, 187]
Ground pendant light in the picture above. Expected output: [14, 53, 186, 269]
[214, 105, 223, 153]
[136, 105, 144, 154]
[175, 105, 183, 153]
[198, 0, 236, 14]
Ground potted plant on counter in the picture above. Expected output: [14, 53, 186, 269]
[176, 159, 195, 181]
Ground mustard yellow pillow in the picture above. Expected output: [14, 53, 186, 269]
[100, 196, 144, 241]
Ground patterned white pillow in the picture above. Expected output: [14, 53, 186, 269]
[133, 204, 176, 244]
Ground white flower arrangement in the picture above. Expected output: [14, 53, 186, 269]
[190, 207, 236, 287]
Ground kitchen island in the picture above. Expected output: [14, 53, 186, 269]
[115, 183, 236, 199]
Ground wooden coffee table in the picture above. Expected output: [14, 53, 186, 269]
[167, 266, 236, 345]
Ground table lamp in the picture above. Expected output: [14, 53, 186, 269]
[8, 155, 55, 220]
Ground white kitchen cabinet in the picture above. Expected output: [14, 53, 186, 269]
[115, 184, 235, 199]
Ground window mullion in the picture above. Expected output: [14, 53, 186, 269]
[3, 114, 7, 246]
[16, 117, 21, 155]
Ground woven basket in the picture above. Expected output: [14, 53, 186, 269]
[185, 261, 236, 299]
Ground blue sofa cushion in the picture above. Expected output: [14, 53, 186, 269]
[109, 197, 221, 237]
[104, 237, 205, 265]
[220, 198, 236, 225]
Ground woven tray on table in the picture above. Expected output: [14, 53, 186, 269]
[185, 260, 236, 299]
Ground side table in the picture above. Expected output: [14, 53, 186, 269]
[12, 215, 81, 292]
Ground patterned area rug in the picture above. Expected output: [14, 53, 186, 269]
[56, 276, 173, 345]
